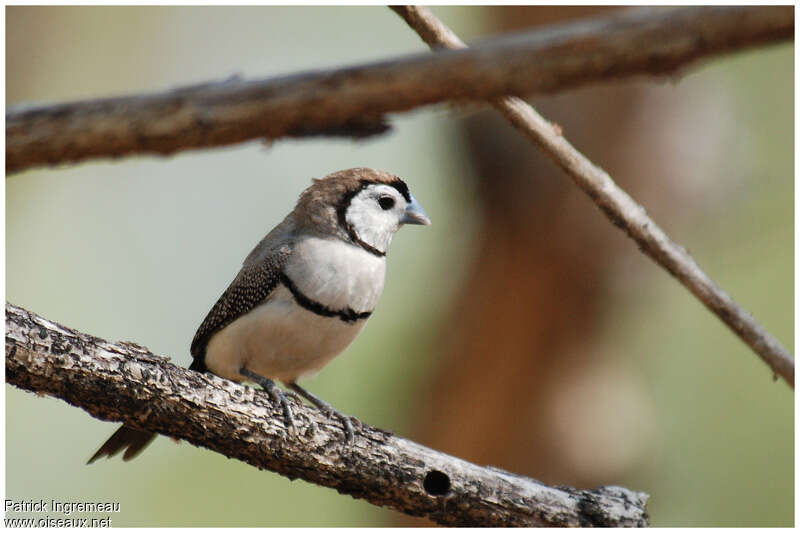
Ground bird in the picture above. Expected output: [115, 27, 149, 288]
[88, 167, 431, 463]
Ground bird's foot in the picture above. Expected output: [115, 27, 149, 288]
[239, 368, 297, 438]
[288, 382, 355, 442]
[323, 406, 355, 443]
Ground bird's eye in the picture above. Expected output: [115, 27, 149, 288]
[378, 196, 395, 210]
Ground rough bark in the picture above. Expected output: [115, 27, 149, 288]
[5, 302, 649, 527]
[7, 6, 792, 174]
[391, 5, 795, 388]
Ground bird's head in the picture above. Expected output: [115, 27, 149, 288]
[296, 168, 430, 256]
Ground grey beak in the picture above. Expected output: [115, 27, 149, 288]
[400, 195, 431, 226]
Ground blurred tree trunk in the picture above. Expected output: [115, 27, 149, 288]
[398, 6, 674, 524]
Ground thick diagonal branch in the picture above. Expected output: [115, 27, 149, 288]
[5, 302, 649, 527]
[391, 6, 794, 387]
[7, 6, 792, 174]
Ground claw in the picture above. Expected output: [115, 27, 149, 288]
[240, 368, 298, 437]
[287, 382, 356, 442]
[324, 407, 354, 443]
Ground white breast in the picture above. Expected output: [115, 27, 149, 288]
[284, 236, 386, 313]
[204, 237, 386, 384]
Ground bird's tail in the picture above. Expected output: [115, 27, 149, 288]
[87, 358, 206, 464]
[87, 426, 156, 464]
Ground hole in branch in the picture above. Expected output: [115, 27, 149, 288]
[423, 469, 450, 496]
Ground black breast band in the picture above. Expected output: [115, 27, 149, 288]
[279, 273, 372, 323]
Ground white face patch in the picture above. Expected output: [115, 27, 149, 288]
[344, 184, 409, 254]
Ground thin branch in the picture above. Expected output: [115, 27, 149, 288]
[391, 6, 794, 387]
[7, 6, 792, 174]
[5, 302, 649, 527]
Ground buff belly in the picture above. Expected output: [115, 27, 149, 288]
[204, 285, 367, 384]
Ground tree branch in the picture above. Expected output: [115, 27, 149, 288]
[5, 302, 649, 526]
[391, 6, 794, 388]
[7, 6, 792, 174]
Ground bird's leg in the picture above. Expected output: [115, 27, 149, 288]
[239, 367, 297, 437]
[287, 382, 355, 442]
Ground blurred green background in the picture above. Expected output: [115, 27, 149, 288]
[6, 6, 793, 526]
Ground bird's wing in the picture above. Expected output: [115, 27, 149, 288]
[190, 242, 292, 369]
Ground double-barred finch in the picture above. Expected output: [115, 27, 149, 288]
[89, 168, 431, 463]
